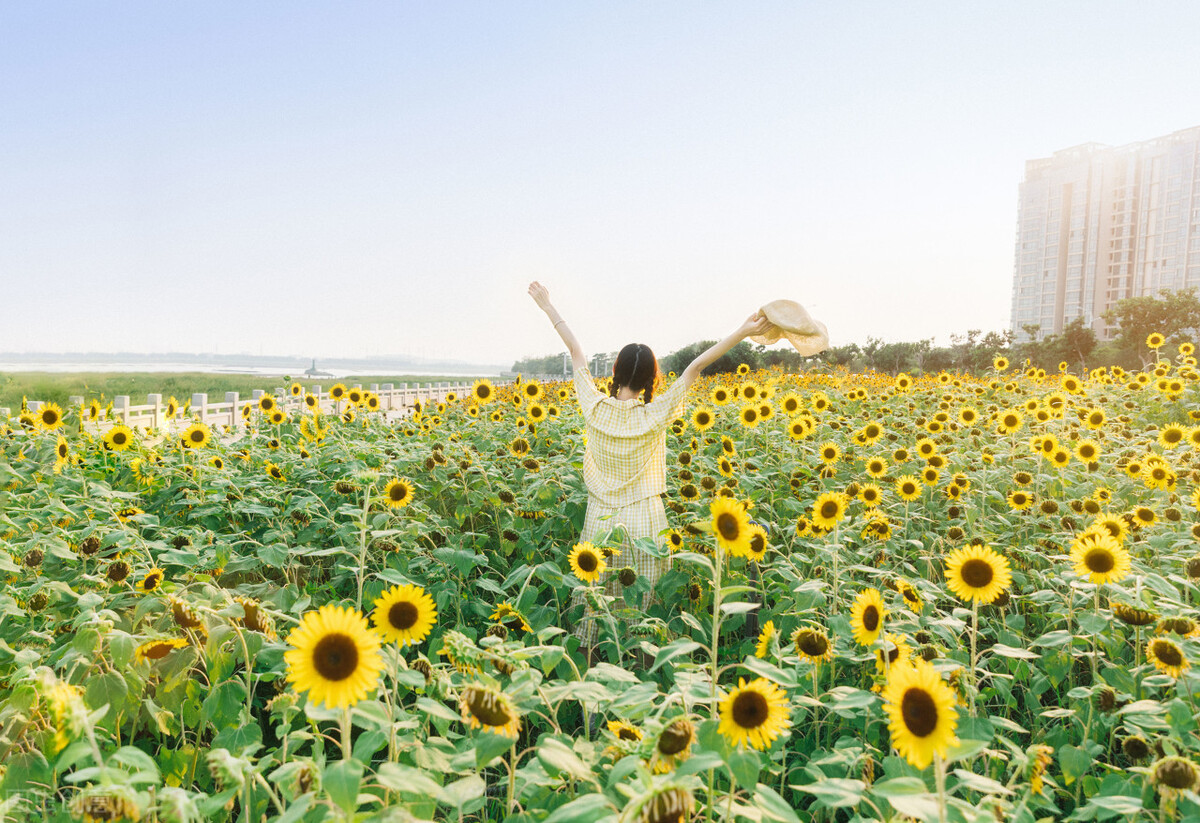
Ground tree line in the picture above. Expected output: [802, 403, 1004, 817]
[513, 289, 1200, 378]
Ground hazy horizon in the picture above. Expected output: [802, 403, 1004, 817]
[4, 3, 1200, 364]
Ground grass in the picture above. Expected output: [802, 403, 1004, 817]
[0, 371, 488, 412]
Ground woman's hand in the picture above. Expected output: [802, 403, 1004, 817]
[528, 281, 553, 312]
[740, 311, 772, 339]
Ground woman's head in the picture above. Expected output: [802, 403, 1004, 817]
[611, 343, 659, 402]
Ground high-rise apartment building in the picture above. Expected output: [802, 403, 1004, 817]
[1010, 126, 1200, 340]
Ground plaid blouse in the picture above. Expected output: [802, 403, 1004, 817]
[572, 363, 689, 508]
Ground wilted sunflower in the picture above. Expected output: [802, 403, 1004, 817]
[850, 588, 887, 647]
[460, 683, 521, 738]
[1070, 529, 1131, 585]
[568, 542, 606, 584]
[944, 544, 1012, 604]
[134, 637, 188, 664]
[651, 717, 696, 773]
[1147, 637, 1189, 679]
[371, 584, 437, 646]
[136, 568, 165, 593]
[717, 677, 790, 750]
[1152, 756, 1200, 799]
[104, 425, 135, 451]
[490, 602, 532, 633]
[181, 422, 210, 449]
[710, 497, 752, 558]
[37, 402, 64, 430]
[792, 627, 833, 664]
[881, 658, 959, 769]
[1111, 601, 1158, 627]
[383, 478, 414, 509]
[285, 604, 383, 709]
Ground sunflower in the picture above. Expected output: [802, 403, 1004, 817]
[717, 677, 790, 750]
[54, 436, 70, 473]
[865, 456, 888, 478]
[285, 604, 383, 709]
[328, 383, 347, 401]
[258, 394, 277, 413]
[881, 658, 959, 769]
[944, 545, 1011, 604]
[792, 627, 833, 663]
[1147, 637, 1189, 678]
[1006, 489, 1033, 511]
[895, 475, 921, 502]
[1147, 332, 1166, 349]
[383, 478, 414, 509]
[710, 497, 752, 558]
[115, 505, 144, 523]
[37, 402, 64, 430]
[490, 602, 532, 633]
[509, 437, 530, 456]
[993, 356, 1009, 371]
[859, 483, 883, 507]
[136, 568, 165, 593]
[346, 388, 364, 406]
[996, 409, 1024, 435]
[460, 684, 521, 738]
[568, 542, 606, 584]
[817, 442, 840, 464]
[745, 524, 768, 562]
[265, 462, 285, 481]
[680, 406, 714, 434]
[181, 422, 211, 449]
[850, 588, 887, 647]
[527, 402, 546, 422]
[104, 425, 135, 451]
[1075, 439, 1100, 462]
[134, 638, 189, 664]
[755, 621, 776, 659]
[738, 405, 759, 428]
[651, 717, 696, 773]
[1070, 529, 1131, 585]
[895, 580, 923, 613]
[270, 409, 286, 425]
[607, 719, 643, 742]
[371, 584, 437, 646]
[811, 492, 848, 531]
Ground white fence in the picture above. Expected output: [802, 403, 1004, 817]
[5, 381, 479, 432]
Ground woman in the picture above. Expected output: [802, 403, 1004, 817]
[528, 281, 770, 657]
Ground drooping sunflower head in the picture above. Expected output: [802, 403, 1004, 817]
[944, 544, 1012, 605]
[134, 637, 189, 664]
[460, 683, 521, 738]
[1147, 637, 1189, 679]
[1152, 756, 1200, 798]
[651, 717, 696, 773]
[371, 584, 437, 646]
[880, 658, 959, 769]
[137, 568, 165, 593]
[717, 677, 790, 751]
[792, 627, 832, 664]
[284, 604, 384, 709]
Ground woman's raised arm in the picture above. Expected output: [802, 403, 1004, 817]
[679, 312, 772, 390]
[528, 281, 588, 371]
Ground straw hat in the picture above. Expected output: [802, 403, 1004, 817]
[749, 299, 829, 356]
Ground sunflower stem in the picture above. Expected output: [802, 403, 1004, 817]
[340, 705, 353, 762]
[969, 598, 979, 717]
[355, 486, 372, 612]
[934, 752, 948, 823]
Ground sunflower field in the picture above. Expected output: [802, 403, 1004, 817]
[5, 350, 1200, 823]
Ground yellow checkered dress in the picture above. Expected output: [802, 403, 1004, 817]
[571, 363, 688, 646]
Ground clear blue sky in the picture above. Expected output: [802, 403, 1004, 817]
[3, 2, 1199, 366]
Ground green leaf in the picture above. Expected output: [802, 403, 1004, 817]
[649, 639, 703, 673]
[323, 759, 363, 816]
[437, 774, 486, 812]
[473, 731, 515, 767]
[726, 749, 762, 790]
[754, 784, 802, 823]
[542, 793, 616, 823]
[792, 777, 867, 808]
[870, 776, 928, 798]
[719, 601, 760, 616]
[1058, 744, 1092, 785]
[538, 737, 593, 783]
[376, 763, 443, 800]
[988, 643, 1039, 659]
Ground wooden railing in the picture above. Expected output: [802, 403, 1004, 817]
[5, 381, 480, 432]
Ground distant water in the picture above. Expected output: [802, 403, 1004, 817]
[0, 362, 498, 379]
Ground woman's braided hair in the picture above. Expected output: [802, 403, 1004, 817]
[611, 343, 660, 403]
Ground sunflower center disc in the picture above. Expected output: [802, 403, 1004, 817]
[798, 632, 828, 657]
[863, 606, 880, 632]
[191, 432, 204, 443]
[390, 485, 407, 502]
[1157, 759, 1198, 789]
[732, 691, 768, 729]
[617, 727, 639, 741]
[749, 534, 765, 554]
[717, 513, 740, 541]
[1153, 641, 1183, 666]
[960, 558, 994, 589]
[146, 642, 174, 660]
[1085, 548, 1115, 574]
[578, 552, 597, 573]
[389, 601, 419, 631]
[313, 633, 359, 681]
[901, 687, 938, 737]
[820, 502, 838, 519]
